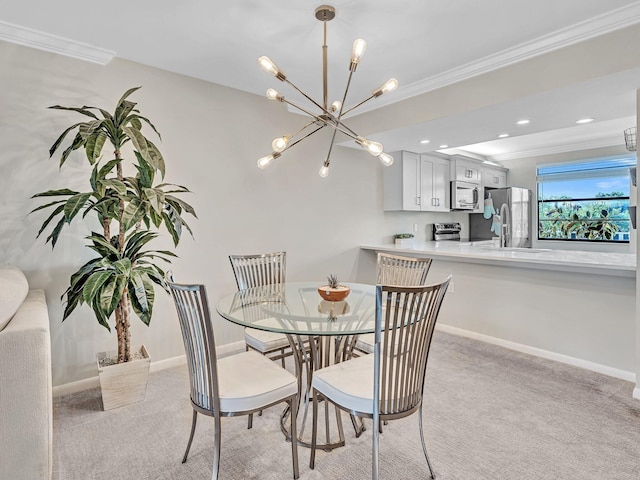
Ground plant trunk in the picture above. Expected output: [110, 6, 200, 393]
[114, 149, 131, 363]
[115, 295, 131, 363]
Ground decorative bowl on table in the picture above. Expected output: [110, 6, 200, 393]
[317, 274, 351, 302]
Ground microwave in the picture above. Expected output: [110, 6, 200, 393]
[451, 181, 479, 210]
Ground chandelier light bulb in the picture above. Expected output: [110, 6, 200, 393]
[258, 56, 285, 80]
[319, 164, 330, 178]
[351, 39, 367, 64]
[378, 152, 394, 166]
[373, 78, 399, 97]
[331, 100, 342, 112]
[257, 152, 280, 169]
[266, 88, 280, 100]
[271, 136, 290, 152]
[357, 136, 383, 156]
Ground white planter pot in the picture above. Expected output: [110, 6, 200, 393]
[97, 344, 150, 411]
[395, 238, 414, 247]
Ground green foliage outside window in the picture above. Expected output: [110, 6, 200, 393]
[538, 197, 629, 241]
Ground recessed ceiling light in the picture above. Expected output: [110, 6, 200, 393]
[576, 118, 594, 124]
[420, 139, 430, 144]
[497, 133, 509, 138]
[439, 144, 448, 148]
[516, 119, 530, 125]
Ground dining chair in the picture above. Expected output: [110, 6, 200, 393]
[354, 252, 433, 355]
[310, 277, 451, 480]
[167, 275, 300, 480]
[229, 252, 292, 367]
[229, 252, 293, 428]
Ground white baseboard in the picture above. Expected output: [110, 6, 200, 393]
[53, 376, 101, 397]
[149, 354, 186, 373]
[53, 341, 246, 397]
[436, 323, 637, 384]
[633, 387, 640, 400]
[216, 340, 246, 358]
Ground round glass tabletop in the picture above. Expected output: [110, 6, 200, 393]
[216, 282, 377, 336]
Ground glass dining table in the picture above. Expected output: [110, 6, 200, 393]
[216, 281, 377, 450]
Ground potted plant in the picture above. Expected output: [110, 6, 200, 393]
[318, 274, 351, 302]
[394, 233, 415, 247]
[31, 87, 196, 410]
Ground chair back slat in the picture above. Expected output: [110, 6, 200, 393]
[376, 278, 450, 416]
[376, 253, 432, 287]
[229, 252, 286, 290]
[167, 278, 220, 414]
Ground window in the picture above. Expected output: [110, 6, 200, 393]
[537, 156, 635, 243]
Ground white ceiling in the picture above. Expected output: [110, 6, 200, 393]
[2, 0, 640, 161]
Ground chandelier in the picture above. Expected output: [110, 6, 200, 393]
[257, 5, 398, 177]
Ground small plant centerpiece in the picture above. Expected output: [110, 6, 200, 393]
[31, 87, 196, 410]
[318, 274, 351, 302]
[394, 232, 415, 247]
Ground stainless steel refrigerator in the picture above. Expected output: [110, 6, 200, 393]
[469, 187, 532, 247]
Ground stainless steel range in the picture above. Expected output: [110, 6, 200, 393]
[433, 222, 461, 241]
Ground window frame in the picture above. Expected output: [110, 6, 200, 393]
[536, 156, 635, 244]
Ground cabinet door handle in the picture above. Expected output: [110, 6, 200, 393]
[416, 197, 421, 205]
[436, 198, 440, 206]
[494, 176, 499, 184]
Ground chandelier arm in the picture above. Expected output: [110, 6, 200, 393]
[281, 125, 326, 153]
[336, 69, 355, 120]
[323, 129, 339, 167]
[288, 119, 319, 140]
[325, 121, 359, 141]
[340, 93, 376, 117]
[284, 78, 333, 117]
[332, 119, 358, 138]
[281, 97, 332, 125]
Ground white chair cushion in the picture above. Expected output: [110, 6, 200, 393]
[356, 332, 410, 357]
[0, 265, 29, 332]
[312, 354, 376, 415]
[355, 333, 375, 354]
[244, 319, 290, 352]
[217, 350, 297, 412]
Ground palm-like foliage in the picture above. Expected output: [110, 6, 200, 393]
[31, 87, 196, 363]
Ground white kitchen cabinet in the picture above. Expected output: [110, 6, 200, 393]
[383, 151, 450, 212]
[450, 155, 481, 183]
[420, 153, 450, 212]
[483, 165, 508, 189]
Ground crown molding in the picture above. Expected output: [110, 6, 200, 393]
[0, 20, 115, 65]
[354, 1, 640, 115]
[488, 136, 623, 162]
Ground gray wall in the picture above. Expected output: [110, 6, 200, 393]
[0, 41, 463, 387]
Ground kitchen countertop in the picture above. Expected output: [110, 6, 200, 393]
[361, 241, 636, 277]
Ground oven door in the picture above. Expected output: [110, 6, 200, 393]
[451, 181, 479, 210]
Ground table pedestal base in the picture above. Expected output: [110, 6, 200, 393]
[280, 333, 365, 450]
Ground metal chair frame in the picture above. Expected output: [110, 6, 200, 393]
[167, 277, 300, 480]
[310, 278, 451, 480]
[353, 252, 433, 357]
[229, 252, 292, 365]
[376, 252, 432, 286]
[229, 252, 293, 428]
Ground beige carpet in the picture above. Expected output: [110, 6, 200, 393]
[52, 331, 640, 480]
